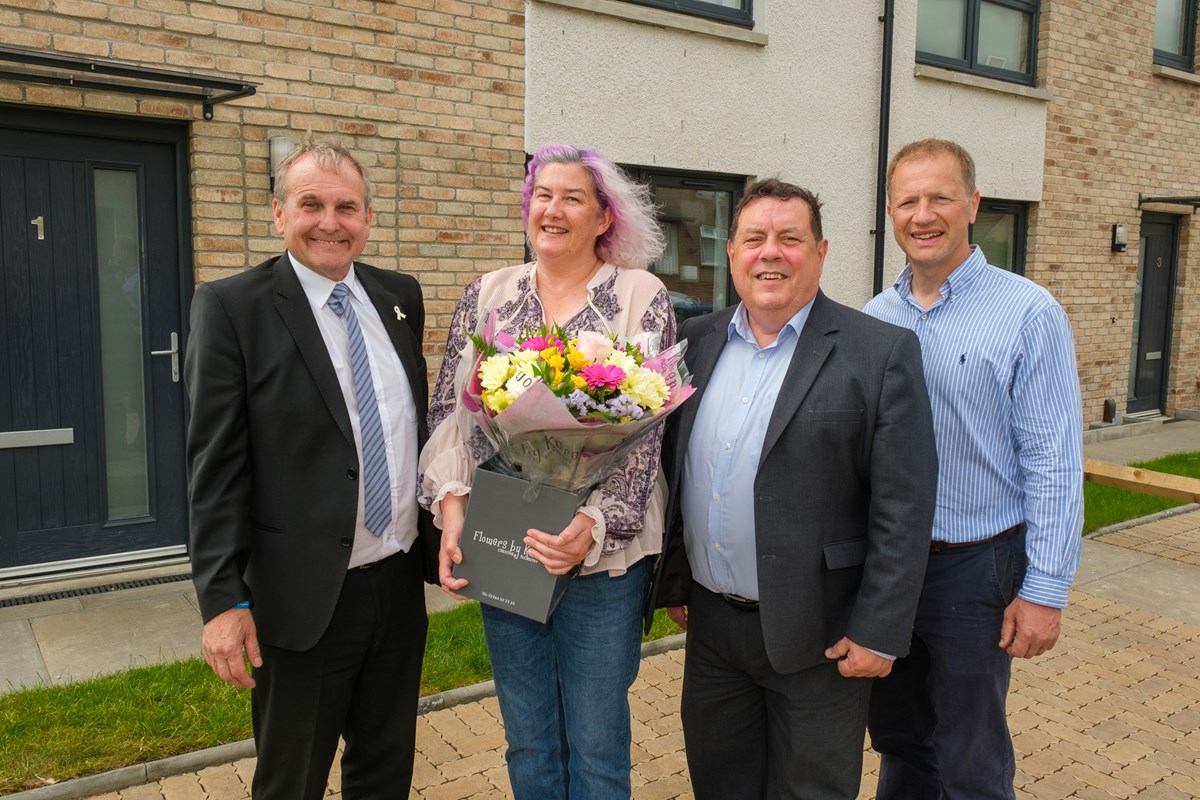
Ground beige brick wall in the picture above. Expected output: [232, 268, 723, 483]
[0, 0, 527, 376]
[1035, 1, 1200, 423]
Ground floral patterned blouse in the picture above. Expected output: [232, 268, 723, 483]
[418, 261, 676, 576]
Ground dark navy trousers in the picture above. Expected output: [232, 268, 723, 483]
[868, 528, 1027, 800]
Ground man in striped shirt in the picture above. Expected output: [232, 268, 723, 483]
[863, 139, 1083, 800]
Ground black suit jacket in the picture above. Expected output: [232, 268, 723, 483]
[650, 291, 938, 672]
[185, 254, 437, 652]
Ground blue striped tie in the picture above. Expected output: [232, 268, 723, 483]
[328, 282, 391, 537]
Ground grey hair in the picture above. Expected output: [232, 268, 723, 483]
[272, 136, 372, 208]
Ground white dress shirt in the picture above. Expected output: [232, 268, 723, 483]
[290, 254, 419, 568]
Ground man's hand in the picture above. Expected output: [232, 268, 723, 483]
[524, 512, 596, 575]
[667, 606, 688, 632]
[824, 637, 893, 678]
[999, 597, 1061, 658]
[202, 608, 261, 688]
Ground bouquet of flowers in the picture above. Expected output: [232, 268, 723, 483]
[459, 311, 694, 495]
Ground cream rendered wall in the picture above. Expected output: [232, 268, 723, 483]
[884, 2, 1048, 285]
[526, 0, 1048, 306]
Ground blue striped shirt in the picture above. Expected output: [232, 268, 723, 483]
[681, 300, 813, 601]
[863, 246, 1083, 608]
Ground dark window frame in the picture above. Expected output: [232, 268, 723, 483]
[619, 0, 753, 29]
[916, 0, 1040, 86]
[628, 166, 747, 318]
[971, 199, 1028, 275]
[1153, 0, 1198, 71]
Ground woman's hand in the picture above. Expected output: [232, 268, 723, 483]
[524, 511, 597, 575]
[438, 493, 471, 600]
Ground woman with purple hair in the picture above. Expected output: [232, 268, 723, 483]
[418, 144, 672, 798]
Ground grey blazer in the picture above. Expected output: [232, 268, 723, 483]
[650, 291, 938, 672]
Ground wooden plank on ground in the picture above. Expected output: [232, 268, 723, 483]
[1084, 458, 1200, 502]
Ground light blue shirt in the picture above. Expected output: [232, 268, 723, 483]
[863, 246, 1083, 608]
[682, 299, 814, 601]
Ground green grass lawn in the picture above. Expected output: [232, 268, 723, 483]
[0, 604, 682, 794]
[1083, 451, 1200, 534]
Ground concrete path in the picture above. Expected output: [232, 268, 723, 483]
[4, 419, 1200, 798]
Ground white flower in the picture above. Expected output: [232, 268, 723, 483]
[504, 366, 540, 401]
[575, 331, 615, 363]
[604, 349, 638, 375]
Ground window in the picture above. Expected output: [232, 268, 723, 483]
[971, 201, 1027, 274]
[1154, 0, 1197, 71]
[628, 169, 745, 327]
[621, 0, 753, 29]
[916, 0, 1039, 84]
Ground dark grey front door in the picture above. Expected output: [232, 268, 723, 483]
[0, 110, 189, 576]
[1127, 215, 1178, 415]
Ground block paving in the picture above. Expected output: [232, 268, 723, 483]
[81, 580, 1200, 799]
[1094, 509, 1200, 569]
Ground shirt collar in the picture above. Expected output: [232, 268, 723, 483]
[727, 296, 816, 348]
[891, 244, 988, 302]
[288, 252, 365, 310]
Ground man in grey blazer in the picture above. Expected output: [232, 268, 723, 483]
[651, 179, 938, 799]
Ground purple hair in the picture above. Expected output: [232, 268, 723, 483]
[521, 144, 665, 270]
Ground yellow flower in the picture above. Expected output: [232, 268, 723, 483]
[620, 366, 669, 411]
[572, 375, 588, 390]
[484, 387, 516, 413]
[478, 354, 514, 392]
[566, 350, 589, 370]
[542, 348, 565, 372]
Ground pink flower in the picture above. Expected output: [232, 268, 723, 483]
[580, 364, 626, 390]
[520, 334, 564, 352]
[520, 335, 550, 351]
[494, 331, 516, 353]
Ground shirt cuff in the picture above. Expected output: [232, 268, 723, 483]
[866, 647, 896, 661]
[1017, 570, 1071, 609]
[577, 504, 606, 568]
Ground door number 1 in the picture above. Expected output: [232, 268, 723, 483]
[30, 216, 44, 241]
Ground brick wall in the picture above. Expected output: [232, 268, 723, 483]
[1035, 0, 1200, 422]
[0, 0, 527, 377]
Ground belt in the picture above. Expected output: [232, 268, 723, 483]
[720, 592, 760, 611]
[929, 524, 1020, 553]
[348, 553, 397, 571]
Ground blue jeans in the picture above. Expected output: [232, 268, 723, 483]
[481, 558, 649, 800]
[868, 528, 1026, 800]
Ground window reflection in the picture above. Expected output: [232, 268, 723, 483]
[641, 178, 743, 328]
[972, 202, 1027, 274]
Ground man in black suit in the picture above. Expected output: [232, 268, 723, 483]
[651, 179, 938, 799]
[185, 139, 435, 799]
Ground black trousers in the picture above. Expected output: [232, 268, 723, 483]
[250, 550, 427, 800]
[681, 584, 872, 800]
